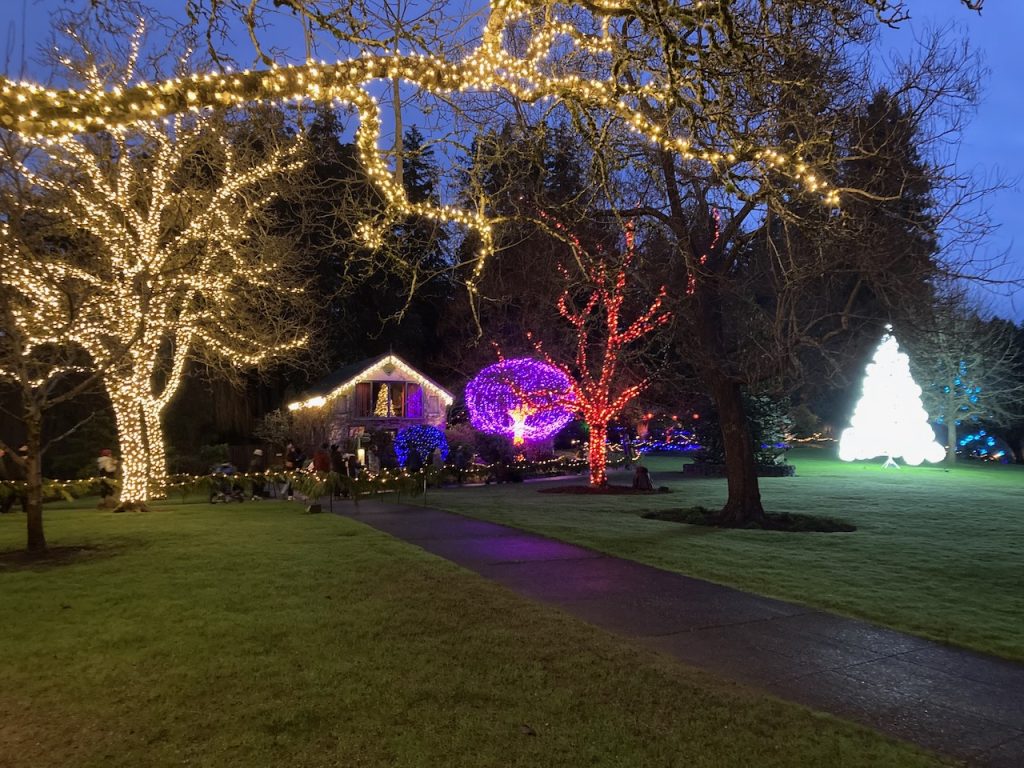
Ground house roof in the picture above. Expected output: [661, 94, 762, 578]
[287, 353, 454, 412]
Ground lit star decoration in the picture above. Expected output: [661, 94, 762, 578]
[838, 330, 945, 467]
[507, 403, 537, 447]
[0, 1, 842, 315]
[394, 425, 449, 467]
[466, 357, 577, 447]
[530, 213, 671, 486]
[0, 33, 308, 504]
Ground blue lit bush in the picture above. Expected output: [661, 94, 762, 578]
[394, 425, 449, 468]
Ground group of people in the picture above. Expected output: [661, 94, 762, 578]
[260, 441, 365, 500]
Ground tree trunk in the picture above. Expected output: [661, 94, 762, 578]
[943, 390, 957, 465]
[711, 377, 766, 526]
[143, 405, 168, 498]
[946, 419, 957, 465]
[587, 421, 609, 486]
[109, 386, 166, 504]
[690, 267, 766, 526]
[24, 410, 46, 553]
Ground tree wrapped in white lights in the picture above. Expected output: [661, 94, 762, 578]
[838, 331, 945, 467]
[0, 1, 853, 324]
[2, 50, 310, 504]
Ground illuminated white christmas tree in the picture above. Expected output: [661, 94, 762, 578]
[839, 330, 945, 467]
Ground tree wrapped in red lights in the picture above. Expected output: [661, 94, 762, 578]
[529, 216, 670, 485]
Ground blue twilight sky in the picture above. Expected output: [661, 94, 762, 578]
[2, 1, 1022, 320]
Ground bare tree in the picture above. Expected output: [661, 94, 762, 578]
[528, 216, 670, 486]
[532, 5, 993, 525]
[908, 293, 1024, 464]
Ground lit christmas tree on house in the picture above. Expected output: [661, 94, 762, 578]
[839, 330, 945, 467]
[374, 385, 392, 417]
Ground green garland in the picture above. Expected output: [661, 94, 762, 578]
[1, 455, 612, 504]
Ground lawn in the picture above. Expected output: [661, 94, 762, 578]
[0, 502, 947, 767]
[426, 446, 1024, 661]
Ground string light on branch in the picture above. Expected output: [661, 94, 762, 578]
[530, 213, 671, 486]
[0, 0, 842, 308]
[687, 207, 719, 296]
[1, 83, 309, 503]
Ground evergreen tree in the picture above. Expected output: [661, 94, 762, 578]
[374, 384, 392, 417]
[432, 122, 608, 381]
[838, 330, 945, 466]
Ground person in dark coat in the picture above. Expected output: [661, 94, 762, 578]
[284, 441, 301, 500]
[248, 449, 266, 499]
[96, 448, 118, 507]
[313, 443, 331, 473]
[454, 445, 470, 486]
[1, 445, 30, 514]
[406, 448, 423, 474]
[329, 445, 346, 498]
[632, 464, 653, 491]
[344, 454, 360, 479]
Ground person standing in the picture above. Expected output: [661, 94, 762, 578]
[284, 441, 301, 500]
[406, 448, 423, 474]
[312, 443, 331, 473]
[430, 446, 445, 487]
[329, 445, 345, 498]
[248, 448, 266, 499]
[329, 444, 344, 473]
[1, 445, 29, 514]
[454, 445, 470, 486]
[96, 448, 118, 508]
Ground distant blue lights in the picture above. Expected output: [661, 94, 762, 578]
[957, 429, 1008, 462]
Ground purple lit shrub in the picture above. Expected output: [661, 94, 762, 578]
[465, 358, 575, 445]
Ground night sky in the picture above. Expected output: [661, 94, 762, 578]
[2, 0, 1021, 320]
[879, 3, 1024, 321]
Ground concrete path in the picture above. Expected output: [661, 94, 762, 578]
[331, 498, 1024, 767]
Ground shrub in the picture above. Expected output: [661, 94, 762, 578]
[693, 393, 792, 466]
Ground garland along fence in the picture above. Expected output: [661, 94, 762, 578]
[0, 455, 628, 506]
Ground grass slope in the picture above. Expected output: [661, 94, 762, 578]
[0, 503, 946, 767]
[427, 446, 1024, 661]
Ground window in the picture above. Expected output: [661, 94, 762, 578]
[354, 381, 424, 418]
[389, 382, 405, 417]
[405, 383, 423, 418]
[354, 382, 372, 417]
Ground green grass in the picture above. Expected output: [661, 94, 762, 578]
[426, 446, 1024, 661]
[0, 502, 948, 767]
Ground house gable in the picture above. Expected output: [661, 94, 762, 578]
[286, 354, 453, 441]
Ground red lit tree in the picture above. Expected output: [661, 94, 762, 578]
[529, 217, 670, 485]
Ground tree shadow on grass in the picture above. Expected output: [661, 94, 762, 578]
[0, 545, 123, 572]
[642, 507, 856, 533]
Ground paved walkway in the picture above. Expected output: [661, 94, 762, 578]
[330, 498, 1024, 767]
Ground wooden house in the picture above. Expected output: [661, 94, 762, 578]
[286, 353, 453, 448]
